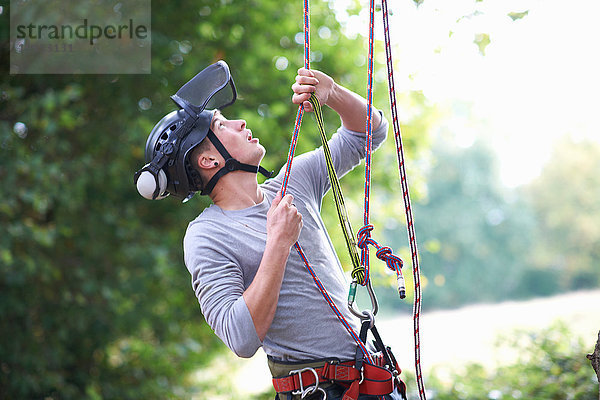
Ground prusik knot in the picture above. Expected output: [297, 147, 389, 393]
[351, 266, 367, 285]
[352, 225, 374, 285]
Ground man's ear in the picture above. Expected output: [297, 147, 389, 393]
[197, 154, 219, 170]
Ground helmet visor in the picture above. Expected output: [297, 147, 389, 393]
[174, 60, 237, 112]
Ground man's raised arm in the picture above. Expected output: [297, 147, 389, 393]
[291, 68, 382, 132]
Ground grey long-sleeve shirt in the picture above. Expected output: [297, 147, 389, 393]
[183, 112, 388, 361]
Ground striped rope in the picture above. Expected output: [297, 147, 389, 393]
[280, 106, 304, 196]
[280, 0, 310, 197]
[357, 224, 405, 299]
[360, 0, 376, 286]
[357, 0, 407, 296]
[308, 94, 362, 279]
[293, 242, 370, 359]
[280, 0, 426, 393]
[381, 0, 426, 398]
[279, 0, 373, 365]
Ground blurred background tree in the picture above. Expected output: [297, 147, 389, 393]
[525, 137, 600, 292]
[428, 323, 598, 400]
[409, 134, 537, 308]
[402, 132, 600, 310]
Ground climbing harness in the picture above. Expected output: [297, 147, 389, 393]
[271, 357, 402, 400]
[270, 310, 407, 400]
[277, 0, 425, 399]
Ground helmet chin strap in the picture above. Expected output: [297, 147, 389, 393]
[200, 130, 273, 196]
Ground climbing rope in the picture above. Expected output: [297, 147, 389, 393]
[356, 1, 426, 397]
[280, 0, 374, 366]
[380, 0, 426, 397]
[353, 0, 407, 302]
[308, 94, 362, 275]
[279, 1, 426, 398]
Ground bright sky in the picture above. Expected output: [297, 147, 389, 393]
[334, 0, 600, 186]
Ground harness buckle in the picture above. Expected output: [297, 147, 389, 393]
[289, 367, 326, 399]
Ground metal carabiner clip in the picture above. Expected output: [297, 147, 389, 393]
[347, 279, 379, 320]
[289, 367, 327, 399]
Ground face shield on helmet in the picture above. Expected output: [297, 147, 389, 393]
[133, 60, 272, 202]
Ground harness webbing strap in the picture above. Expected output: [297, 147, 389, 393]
[200, 130, 273, 195]
[272, 361, 395, 397]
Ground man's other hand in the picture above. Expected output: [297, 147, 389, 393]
[266, 191, 303, 251]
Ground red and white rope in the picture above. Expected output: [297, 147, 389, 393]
[380, 0, 426, 397]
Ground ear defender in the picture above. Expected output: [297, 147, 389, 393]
[135, 167, 168, 200]
[133, 60, 270, 201]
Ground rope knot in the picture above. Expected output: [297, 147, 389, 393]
[357, 224, 374, 249]
[375, 246, 391, 258]
[376, 246, 406, 299]
[376, 246, 403, 269]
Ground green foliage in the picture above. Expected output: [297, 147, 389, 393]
[0, 76, 222, 399]
[428, 323, 598, 400]
[406, 135, 537, 309]
[473, 33, 491, 55]
[373, 124, 600, 313]
[507, 10, 529, 21]
[376, 127, 599, 312]
[525, 137, 600, 291]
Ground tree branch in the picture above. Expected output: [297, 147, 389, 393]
[587, 330, 600, 400]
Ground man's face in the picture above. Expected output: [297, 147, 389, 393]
[210, 110, 266, 165]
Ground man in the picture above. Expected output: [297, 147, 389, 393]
[136, 63, 404, 399]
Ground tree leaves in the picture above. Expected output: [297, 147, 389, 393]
[429, 323, 598, 399]
[474, 33, 491, 55]
[525, 136, 600, 290]
[508, 10, 529, 21]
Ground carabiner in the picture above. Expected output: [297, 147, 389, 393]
[361, 309, 375, 330]
[347, 279, 379, 320]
